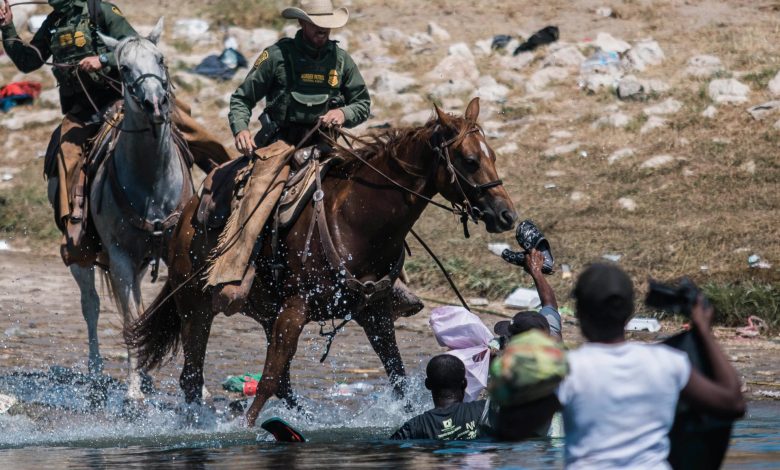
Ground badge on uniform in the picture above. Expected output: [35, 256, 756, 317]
[74, 31, 86, 48]
[111, 6, 123, 17]
[253, 50, 269, 69]
[59, 33, 74, 47]
[328, 69, 339, 87]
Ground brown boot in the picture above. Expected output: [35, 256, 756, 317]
[212, 264, 256, 316]
[390, 279, 424, 321]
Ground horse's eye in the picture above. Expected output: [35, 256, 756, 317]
[464, 155, 480, 171]
[158, 57, 165, 65]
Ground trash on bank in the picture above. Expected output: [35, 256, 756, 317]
[0, 81, 42, 112]
[192, 44, 248, 80]
[469, 297, 489, 307]
[625, 317, 661, 333]
[748, 254, 771, 270]
[487, 242, 511, 257]
[513, 25, 559, 55]
[561, 263, 572, 280]
[504, 287, 542, 309]
[0, 240, 11, 251]
[602, 253, 623, 262]
[222, 372, 262, 396]
[491, 34, 512, 50]
[736, 316, 767, 338]
[1, 173, 13, 182]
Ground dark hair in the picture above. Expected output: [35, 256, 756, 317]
[425, 354, 466, 391]
[574, 263, 635, 341]
[510, 311, 550, 335]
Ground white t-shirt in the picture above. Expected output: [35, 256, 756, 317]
[556, 342, 692, 470]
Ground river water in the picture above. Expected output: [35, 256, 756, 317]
[0, 367, 777, 469]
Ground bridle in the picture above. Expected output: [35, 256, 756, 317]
[113, 41, 173, 134]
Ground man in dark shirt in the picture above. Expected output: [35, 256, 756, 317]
[390, 354, 489, 440]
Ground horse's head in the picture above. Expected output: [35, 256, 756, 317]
[430, 98, 517, 233]
[99, 18, 171, 124]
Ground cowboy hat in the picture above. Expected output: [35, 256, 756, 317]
[282, 0, 349, 29]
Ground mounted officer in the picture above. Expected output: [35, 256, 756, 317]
[0, 0, 231, 264]
[210, 0, 380, 315]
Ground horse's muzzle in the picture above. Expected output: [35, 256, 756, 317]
[480, 205, 517, 233]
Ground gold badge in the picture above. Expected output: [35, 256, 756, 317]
[59, 33, 73, 46]
[111, 6, 123, 17]
[74, 31, 86, 48]
[327, 69, 339, 87]
[253, 50, 269, 69]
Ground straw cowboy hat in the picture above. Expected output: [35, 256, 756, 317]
[282, 0, 349, 29]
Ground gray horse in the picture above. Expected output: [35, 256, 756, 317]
[48, 18, 191, 399]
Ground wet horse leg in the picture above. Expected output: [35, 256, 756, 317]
[259, 317, 299, 409]
[178, 292, 216, 404]
[69, 264, 103, 375]
[246, 297, 307, 427]
[357, 307, 407, 399]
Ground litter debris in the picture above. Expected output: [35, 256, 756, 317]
[736, 316, 767, 338]
[579, 150, 588, 158]
[0, 240, 11, 251]
[561, 264, 572, 280]
[602, 253, 623, 262]
[0, 81, 42, 112]
[222, 372, 262, 396]
[504, 287, 542, 309]
[469, 297, 490, 307]
[0, 393, 17, 414]
[1, 173, 13, 182]
[192, 47, 248, 80]
[748, 254, 771, 269]
[513, 25, 559, 55]
[626, 318, 661, 333]
[491, 34, 512, 50]
[700, 265, 709, 273]
[595, 7, 614, 17]
[580, 50, 621, 74]
[544, 183, 557, 190]
[487, 242, 511, 257]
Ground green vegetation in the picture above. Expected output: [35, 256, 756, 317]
[203, 0, 286, 29]
[0, 164, 59, 242]
[703, 282, 780, 333]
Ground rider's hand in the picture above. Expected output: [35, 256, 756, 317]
[691, 295, 714, 332]
[320, 108, 345, 128]
[234, 129, 256, 156]
[78, 56, 103, 72]
[0, 1, 14, 28]
[523, 249, 544, 276]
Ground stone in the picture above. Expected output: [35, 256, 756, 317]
[596, 6, 613, 17]
[426, 43, 479, 84]
[427, 22, 451, 42]
[640, 116, 668, 134]
[685, 55, 724, 78]
[527, 67, 569, 93]
[768, 71, 780, 96]
[373, 70, 417, 94]
[497, 142, 518, 155]
[740, 160, 756, 175]
[570, 191, 586, 202]
[474, 39, 493, 56]
[542, 44, 586, 68]
[549, 130, 574, 140]
[640, 78, 670, 94]
[643, 98, 682, 116]
[543, 142, 581, 158]
[172, 71, 209, 90]
[282, 24, 298, 39]
[476, 75, 509, 102]
[172, 18, 211, 44]
[774, 119, 780, 130]
[626, 39, 665, 71]
[746, 101, 780, 120]
[618, 197, 637, 211]
[580, 72, 617, 93]
[379, 27, 407, 43]
[701, 105, 718, 118]
[608, 148, 635, 164]
[400, 110, 432, 126]
[593, 32, 631, 54]
[640, 155, 675, 169]
[498, 52, 535, 71]
[496, 70, 525, 89]
[227, 27, 278, 52]
[595, 112, 631, 128]
[0, 109, 60, 130]
[429, 79, 475, 98]
[708, 79, 750, 104]
[617, 76, 644, 100]
[407, 33, 434, 51]
[37, 88, 60, 108]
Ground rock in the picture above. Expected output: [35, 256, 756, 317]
[643, 98, 682, 116]
[580, 72, 617, 93]
[498, 52, 535, 71]
[496, 70, 525, 89]
[701, 105, 718, 118]
[373, 70, 417, 94]
[570, 191, 586, 202]
[542, 44, 586, 68]
[400, 110, 432, 126]
[608, 148, 635, 164]
[774, 119, 780, 130]
[172, 18, 211, 44]
[768, 71, 780, 96]
[527, 67, 569, 93]
[497, 142, 518, 155]
[626, 39, 665, 71]
[596, 6, 613, 17]
[543, 142, 580, 158]
[618, 197, 637, 211]
[595, 112, 631, 128]
[474, 39, 493, 56]
[0, 109, 60, 130]
[172, 71, 209, 90]
[640, 78, 670, 94]
[708, 79, 750, 104]
[426, 43, 479, 83]
[427, 22, 451, 42]
[407, 32, 434, 51]
[476, 75, 509, 102]
[593, 32, 631, 54]
[372, 92, 423, 113]
[617, 76, 644, 100]
[685, 55, 724, 78]
[549, 130, 573, 140]
[740, 160, 756, 175]
[37, 88, 60, 108]
[640, 116, 668, 134]
[379, 27, 407, 43]
[640, 155, 675, 169]
[227, 27, 278, 51]
[429, 79, 475, 98]
[746, 100, 780, 120]
[332, 31, 351, 51]
[441, 97, 465, 110]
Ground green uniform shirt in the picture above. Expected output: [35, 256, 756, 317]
[1, 0, 137, 115]
[228, 30, 370, 136]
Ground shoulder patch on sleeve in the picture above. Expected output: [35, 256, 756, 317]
[253, 49, 270, 69]
[111, 5, 123, 17]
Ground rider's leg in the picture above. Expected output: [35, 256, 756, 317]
[172, 100, 233, 172]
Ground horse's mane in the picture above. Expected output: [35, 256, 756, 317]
[331, 113, 479, 173]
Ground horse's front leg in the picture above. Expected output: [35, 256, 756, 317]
[358, 303, 407, 399]
[106, 247, 145, 400]
[69, 264, 103, 375]
[246, 297, 307, 427]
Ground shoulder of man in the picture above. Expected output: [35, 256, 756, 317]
[98, 1, 126, 20]
[251, 39, 288, 70]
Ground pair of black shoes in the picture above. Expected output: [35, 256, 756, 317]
[501, 219, 555, 274]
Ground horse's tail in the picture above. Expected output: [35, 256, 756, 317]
[124, 280, 180, 371]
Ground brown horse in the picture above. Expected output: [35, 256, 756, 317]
[126, 98, 517, 426]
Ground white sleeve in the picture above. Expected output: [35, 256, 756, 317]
[556, 375, 572, 405]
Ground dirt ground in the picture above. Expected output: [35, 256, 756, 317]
[0, 250, 777, 402]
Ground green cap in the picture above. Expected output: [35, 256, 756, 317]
[488, 330, 568, 406]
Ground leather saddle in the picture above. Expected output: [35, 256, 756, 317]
[196, 145, 339, 231]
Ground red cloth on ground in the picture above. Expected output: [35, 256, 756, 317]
[0, 81, 42, 99]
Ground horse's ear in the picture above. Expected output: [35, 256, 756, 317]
[98, 32, 119, 50]
[434, 103, 451, 126]
[464, 97, 480, 122]
[148, 17, 164, 45]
